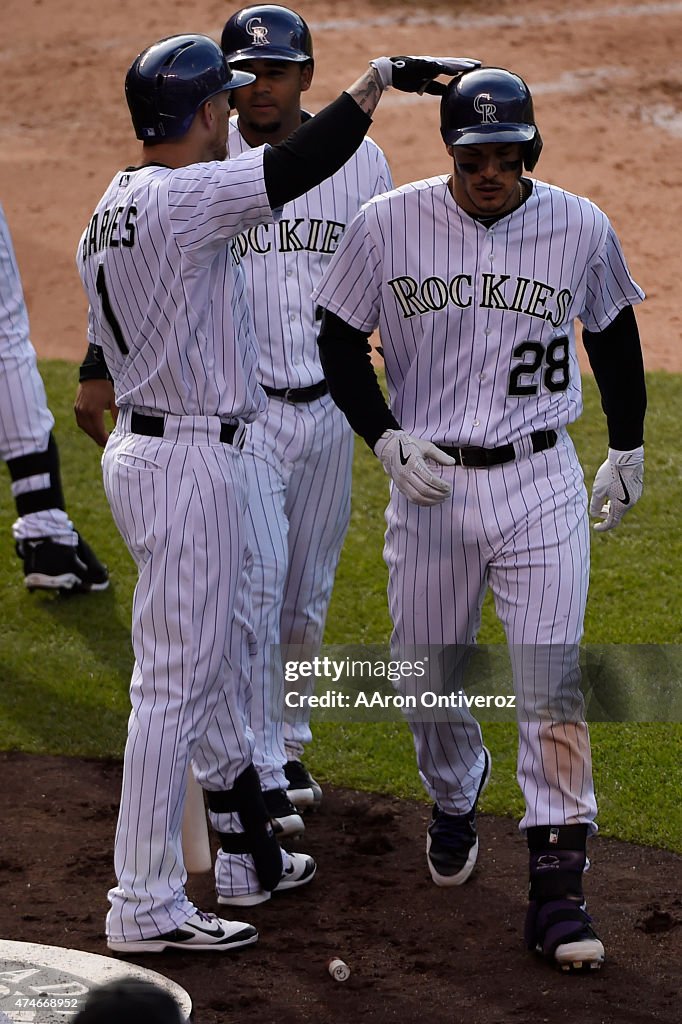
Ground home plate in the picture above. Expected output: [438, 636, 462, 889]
[0, 940, 192, 1023]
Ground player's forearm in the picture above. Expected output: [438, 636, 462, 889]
[317, 309, 399, 448]
[582, 305, 646, 449]
[264, 92, 375, 210]
[345, 66, 385, 117]
[263, 56, 482, 208]
[76, 342, 116, 447]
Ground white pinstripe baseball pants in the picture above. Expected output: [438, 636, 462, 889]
[243, 392, 353, 790]
[102, 411, 256, 941]
[385, 429, 597, 831]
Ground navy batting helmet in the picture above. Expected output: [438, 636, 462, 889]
[220, 5, 313, 64]
[125, 34, 256, 142]
[72, 978, 183, 1024]
[440, 67, 543, 170]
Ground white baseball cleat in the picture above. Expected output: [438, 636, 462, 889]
[107, 909, 258, 952]
[555, 935, 605, 972]
[217, 850, 316, 907]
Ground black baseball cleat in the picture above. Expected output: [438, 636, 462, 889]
[284, 759, 323, 809]
[525, 897, 605, 972]
[263, 787, 305, 839]
[107, 909, 258, 953]
[18, 533, 109, 593]
[426, 746, 491, 886]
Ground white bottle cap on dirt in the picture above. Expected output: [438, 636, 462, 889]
[327, 957, 351, 981]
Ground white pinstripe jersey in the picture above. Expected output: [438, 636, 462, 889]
[313, 176, 645, 446]
[77, 147, 275, 422]
[228, 116, 392, 389]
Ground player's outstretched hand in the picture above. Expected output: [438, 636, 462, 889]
[370, 56, 481, 95]
[374, 429, 456, 506]
[589, 446, 644, 532]
[74, 378, 118, 447]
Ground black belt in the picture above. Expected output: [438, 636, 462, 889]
[262, 380, 328, 403]
[437, 430, 557, 468]
[130, 411, 240, 446]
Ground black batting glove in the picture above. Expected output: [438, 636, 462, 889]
[370, 55, 481, 95]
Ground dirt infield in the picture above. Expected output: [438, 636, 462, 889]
[0, 752, 681, 1024]
[1, 2, 681, 1022]
[1, 0, 681, 369]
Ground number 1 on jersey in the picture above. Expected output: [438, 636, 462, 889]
[96, 265, 129, 355]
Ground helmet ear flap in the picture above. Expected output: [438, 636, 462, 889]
[524, 129, 543, 171]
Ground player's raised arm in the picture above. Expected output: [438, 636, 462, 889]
[262, 56, 480, 210]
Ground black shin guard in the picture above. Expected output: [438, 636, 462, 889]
[7, 433, 66, 517]
[207, 765, 283, 892]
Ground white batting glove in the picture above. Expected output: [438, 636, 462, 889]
[370, 56, 481, 95]
[589, 446, 644, 532]
[374, 429, 456, 506]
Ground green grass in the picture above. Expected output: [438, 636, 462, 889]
[0, 362, 680, 851]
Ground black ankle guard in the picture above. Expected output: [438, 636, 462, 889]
[207, 764, 282, 892]
[526, 824, 588, 852]
[7, 434, 66, 516]
[527, 825, 588, 903]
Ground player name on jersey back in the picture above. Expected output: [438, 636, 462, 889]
[80, 202, 136, 260]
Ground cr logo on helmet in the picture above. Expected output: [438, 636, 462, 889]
[246, 17, 269, 45]
[474, 93, 498, 124]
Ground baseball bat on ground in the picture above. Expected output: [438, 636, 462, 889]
[181, 764, 213, 873]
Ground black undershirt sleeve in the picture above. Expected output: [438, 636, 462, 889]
[317, 309, 399, 449]
[263, 93, 372, 210]
[79, 341, 113, 383]
[581, 304, 646, 450]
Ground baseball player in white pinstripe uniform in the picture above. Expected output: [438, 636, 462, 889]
[220, 5, 393, 837]
[76, 34, 478, 950]
[313, 67, 646, 972]
[0, 203, 108, 593]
